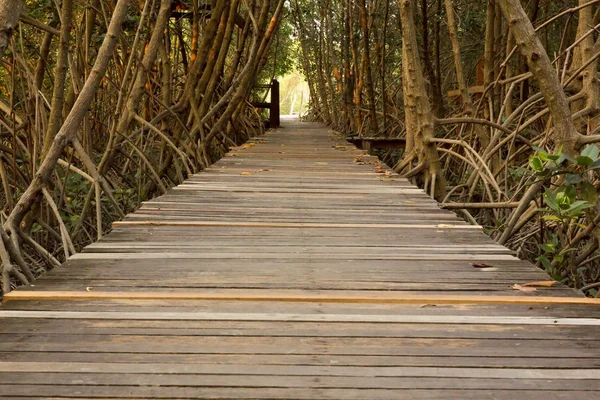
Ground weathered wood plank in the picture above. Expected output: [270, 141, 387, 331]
[0, 386, 593, 399]
[1, 310, 599, 325]
[5, 291, 599, 305]
[0, 363, 598, 379]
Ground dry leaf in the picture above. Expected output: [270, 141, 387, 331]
[86, 286, 93, 292]
[512, 284, 537, 292]
[472, 263, 494, 268]
[315, 162, 328, 165]
[374, 169, 387, 174]
[240, 172, 251, 176]
[522, 280, 558, 287]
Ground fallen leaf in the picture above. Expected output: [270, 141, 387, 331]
[240, 172, 251, 176]
[86, 287, 93, 292]
[472, 263, 494, 268]
[374, 169, 387, 174]
[315, 162, 328, 165]
[512, 284, 537, 292]
[522, 280, 558, 287]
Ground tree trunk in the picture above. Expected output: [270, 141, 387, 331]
[498, 0, 583, 154]
[360, 0, 378, 134]
[397, 0, 446, 200]
[42, 0, 73, 158]
[0, 0, 24, 62]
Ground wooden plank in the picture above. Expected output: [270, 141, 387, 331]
[0, 362, 598, 379]
[67, 252, 515, 261]
[0, 352, 594, 368]
[4, 318, 598, 340]
[0, 386, 593, 399]
[5, 291, 599, 305]
[1, 310, 599, 325]
[1, 373, 599, 390]
[112, 220, 483, 229]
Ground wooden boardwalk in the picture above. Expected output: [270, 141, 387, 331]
[1, 120, 599, 399]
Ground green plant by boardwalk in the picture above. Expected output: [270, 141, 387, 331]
[529, 144, 600, 291]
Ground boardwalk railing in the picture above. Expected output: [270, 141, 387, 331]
[252, 79, 280, 129]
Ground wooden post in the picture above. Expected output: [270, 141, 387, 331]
[270, 79, 280, 128]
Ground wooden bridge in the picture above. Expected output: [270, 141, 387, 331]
[0, 120, 599, 399]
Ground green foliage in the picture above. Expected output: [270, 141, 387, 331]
[536, 235, 576, 281]
[113, 188, 139, 214]
[530, 144, 599, 224]
[60, 173, 90, 230]
[529, 144, 600, 286]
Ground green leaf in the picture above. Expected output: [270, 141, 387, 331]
[529, 156, 544, 172]
[547, 154, 561, 161]
[543, 188, 558, 211]
[580, 181, 598, 204]
[555, 153, 568, 165]
[563, 185, 577, 202]
[566, 200, 593, 216]
[588, 159, 600, 170]
[532, 146, 547, 154]
[539, 243, 555, 253]
[536, 255, 553, 272]
[555, 191, 571, 209]
[576, 155, 594, 166]
[581, 144, 599, 160]
[542, 215, 563, 222]
[564, 174, 582, 185]
[539, 152, 551, 162]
